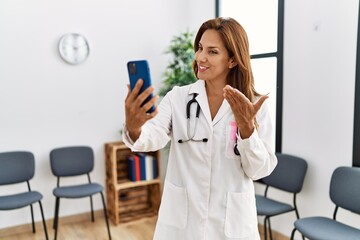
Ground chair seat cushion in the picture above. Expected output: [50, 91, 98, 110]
[53, 183, 103, 198]
[294, 216, 360, 240]
[0, 191, 43, 210]
[256, 195, 294, 216]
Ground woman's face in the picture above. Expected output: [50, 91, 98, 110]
[195, 29, 234, 84]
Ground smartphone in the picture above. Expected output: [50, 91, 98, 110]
[127, 60, 155, 113]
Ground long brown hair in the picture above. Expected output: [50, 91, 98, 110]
[192, 17, 260, 102]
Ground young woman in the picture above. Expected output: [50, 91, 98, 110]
[123, 17, 277, 240]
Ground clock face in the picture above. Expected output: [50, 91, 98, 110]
[58, 33, 90, 65]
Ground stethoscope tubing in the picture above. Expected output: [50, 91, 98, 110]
[178, 93, 240, 155]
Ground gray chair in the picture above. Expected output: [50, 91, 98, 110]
[0, 151, 49, 240]
[50, 146, 111, 240]
[290, 166, 360, 240]
[256, 153, 308, 240]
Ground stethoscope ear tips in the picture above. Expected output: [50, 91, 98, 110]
[203, 138, 208, 142]
[178, 140, 183, 143]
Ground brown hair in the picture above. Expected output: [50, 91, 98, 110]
[192, 17, 260, 102]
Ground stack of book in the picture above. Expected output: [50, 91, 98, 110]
[127, 153, 158, 181]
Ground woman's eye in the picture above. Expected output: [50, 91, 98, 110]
[209, 50, 218, 54]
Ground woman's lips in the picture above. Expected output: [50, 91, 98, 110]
[198, 65, 208, 73]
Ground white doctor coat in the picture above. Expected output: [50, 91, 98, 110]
[123, 80, 277, 240]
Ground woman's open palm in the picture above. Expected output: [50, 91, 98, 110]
[223, 85, 268, 139]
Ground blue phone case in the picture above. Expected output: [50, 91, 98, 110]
[127, 60, 155, 113]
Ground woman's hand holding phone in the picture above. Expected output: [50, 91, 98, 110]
[125, 79, 159, 142]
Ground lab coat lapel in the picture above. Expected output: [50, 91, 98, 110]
[189, 80, 212, 128]
[212, 99, 231, 125]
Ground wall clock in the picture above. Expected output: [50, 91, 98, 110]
[58, 33, 90, 65]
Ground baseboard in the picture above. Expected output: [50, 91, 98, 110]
[0, 210, 104, 237]
[258, 224, 290, 240]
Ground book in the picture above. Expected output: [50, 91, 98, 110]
[152, 156, 158, 179]
[138, 153, 147, 180]
[127, 155, 136, 181]
[127, 153, 158, 181]
[133, 154, 141, 181]
[145, 155, 154, 180]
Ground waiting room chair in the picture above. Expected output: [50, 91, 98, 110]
[0, 151, 49, 240]
[256, 153, 308, 240]
[50, 146, 111, 240]
[290, 166, 360, 240]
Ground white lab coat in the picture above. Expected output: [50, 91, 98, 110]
[123, 80, 277, 240]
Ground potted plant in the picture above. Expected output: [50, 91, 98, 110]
[159, 31, 197, 96]
[158, 31, 197, 176]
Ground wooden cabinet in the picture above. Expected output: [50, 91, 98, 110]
[105, 141, 161, 224]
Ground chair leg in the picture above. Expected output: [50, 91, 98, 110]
[290, 228, 297, 240]
[90, 195, 95, 222]
[268, 218, 273, 240]
[100, 192, 112, 240]
[30, 204, 36, 233]
[54, 197, 60, 240]
[263, 217, 268, 240]
[294, 208, 305, 240]
[53, 197, 59, 229]
[38, 201, 49, 240]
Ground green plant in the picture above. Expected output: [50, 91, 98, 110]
[159, 31, 197, 96]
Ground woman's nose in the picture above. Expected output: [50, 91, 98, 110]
[197, 51, 207, 62]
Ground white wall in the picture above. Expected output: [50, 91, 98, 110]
[0, 0, 214, 229]
[1, 0, 360, 238]
[265, 0, 360, 238]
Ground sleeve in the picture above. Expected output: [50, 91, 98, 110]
[237, 101, 278, 180]
[122, 91, 173, 152]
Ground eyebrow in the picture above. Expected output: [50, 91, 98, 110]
[199, 43, 220, 50]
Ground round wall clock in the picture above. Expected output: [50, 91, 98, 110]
[58, 33, 90, 65]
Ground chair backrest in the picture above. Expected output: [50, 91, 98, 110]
[50, 146, 94, 177]
[0, 151, 35, 185]
[330, 166, 360, 214]
[262, 153, 308, 193]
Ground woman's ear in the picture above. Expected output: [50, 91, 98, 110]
[229, 57, 237, 69]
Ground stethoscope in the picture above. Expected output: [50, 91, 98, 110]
[178, 94, 208, 143]
[178, 93, 240, 156]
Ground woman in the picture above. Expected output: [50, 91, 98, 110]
[123, 17, 277, 240]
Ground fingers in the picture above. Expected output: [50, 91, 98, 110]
[223, 85, 236, 107]
[223, 85, 250, 104]
[126, 78, 156, 111]
[124, 79, 158, 133]
[223, 86, 250, 113]
[223, 85, 269, 117]
[254, 95, 269, 112]
[127, 79, 144, 103]
[142, 95, 159, 113]
[125, 84, 131, 101]
[146, 106, 158, 119]
[135, 85, 155, 108]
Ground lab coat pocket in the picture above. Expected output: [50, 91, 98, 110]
[226, 121, 238, 159]
[225, 192, 257, 238]
[158, 180, 188, 229]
